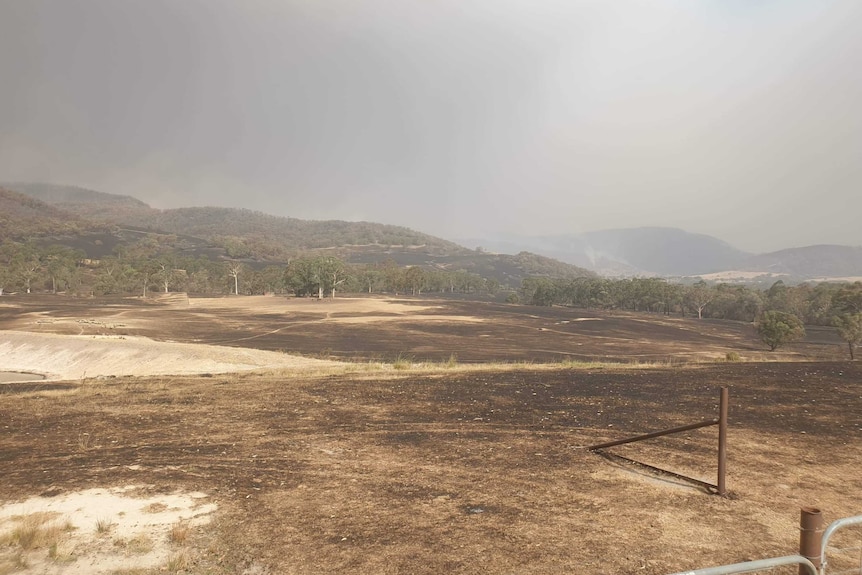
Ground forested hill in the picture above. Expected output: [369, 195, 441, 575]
[7, 183, 463, 254]
[0, 187, 107, 238]
[1, 182, 153, 222]
[122, 206, 466, 254]
[3, 182, 596, 289]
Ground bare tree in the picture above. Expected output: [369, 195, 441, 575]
[157, 263, 176, 293]
[325, 258, 347, 298]
[685, 282, 712, 319]
[227, 261, 244, 295]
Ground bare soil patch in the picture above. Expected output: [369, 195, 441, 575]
[0, 486, 216, 574]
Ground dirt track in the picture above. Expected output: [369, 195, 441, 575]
[0, 295, 860, 574]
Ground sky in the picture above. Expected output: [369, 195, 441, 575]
[1, 0, 860, 253]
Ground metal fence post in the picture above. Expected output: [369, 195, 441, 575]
[717, 387, 728, 496]
[799, 506, 823, 575]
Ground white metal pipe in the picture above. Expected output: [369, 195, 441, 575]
[667, 554, 818, 575]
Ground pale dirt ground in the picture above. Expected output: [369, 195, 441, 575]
[0, 330, 339, 382]
[0, 486, 216, 575]
[187, 295, 440, 316]
[0, 296, 482, 381]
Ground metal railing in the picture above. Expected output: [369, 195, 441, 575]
[820, 515, 862, 575]
[666, 514, 862, 575]
[667, 555, 818, 575]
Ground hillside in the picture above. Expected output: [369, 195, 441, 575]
[739, 245, 862, 279]
[1, 182, 154, 222]
[123, 206, 465, 254]
[6, 183, 595, 288]
[344, 247, 595, 287]
[0, 187, 106, 238]
[10, 183, 465, 255]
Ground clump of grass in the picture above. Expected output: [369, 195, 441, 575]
[11, 520, 40, 550]
[77, 432, 94, 450]
[165, 549, 191, 573]
[392, 353, 413, 370]
[48, 540, 75, 563]
[143, 502, 168, 514]
[95, 517, 114, 534]
[129, 533, 155, 554]
[169, 520, 191, 545]
[725, 351, 741, 362]
[114, 533, 154, 554]
[8, 512, 63, 550]
[559, 357, 607, 369]
[443, 353, 458, 368]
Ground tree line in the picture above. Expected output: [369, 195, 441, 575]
[518, 276, 862, 355]
[0, 240, 496, 299]
[3, 239, 860, 357]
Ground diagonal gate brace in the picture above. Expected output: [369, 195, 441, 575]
[587, 387, 729, 496]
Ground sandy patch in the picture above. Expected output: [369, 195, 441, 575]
[0, 330, 338, 381]
[0, 372, 45, 383]
[696, 270, 789, 281]
[0, 486, 216, 574]
[809, 276, 862, 283]
[189, 295, 438, 316]
[330, 314, 483, 324]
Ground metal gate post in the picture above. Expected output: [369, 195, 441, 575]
[799, 506, 823, 575]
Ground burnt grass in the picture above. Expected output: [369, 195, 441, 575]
[0, 294, 848, 363]
[0, 295, 860, 574]
[2, 363, 862, 574]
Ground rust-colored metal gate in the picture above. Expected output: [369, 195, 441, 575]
[588, 386, 728, 495]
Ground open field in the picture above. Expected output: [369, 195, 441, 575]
[0, 294, 848, 376]
[0, 295, 860, 574]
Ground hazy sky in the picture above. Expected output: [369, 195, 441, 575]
[1, 1, 860, 253]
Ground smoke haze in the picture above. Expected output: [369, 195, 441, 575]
[1, 0, 860, 252]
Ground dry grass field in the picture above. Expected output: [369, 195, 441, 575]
[0, 294, 860, 574]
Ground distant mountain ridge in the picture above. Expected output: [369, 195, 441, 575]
[462, 227, 751, 277]
[3, 182, 596, 287]
[8, 182, 859, 281]
[461, 228, 862, 280]
[738, 245, 862, 279]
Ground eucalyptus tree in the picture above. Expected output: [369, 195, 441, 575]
[285, 256, 348, 298]
[756, 310, 805, 351]
[404, 266, 427, 296]
[833, 313, 862, 360]
[685, 281, 713, 319]
[44, 245, 84, 293]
